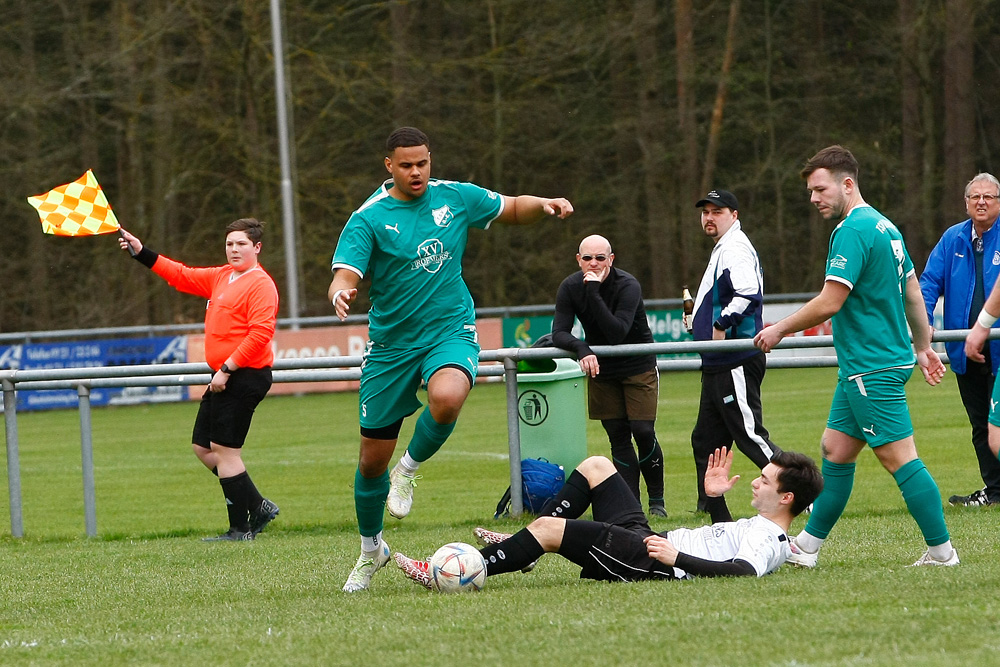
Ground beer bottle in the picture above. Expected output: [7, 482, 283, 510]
[682, 285, 694, 332]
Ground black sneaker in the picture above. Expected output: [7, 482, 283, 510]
[202, 527, 254, 542]
[948, 488, 992, 507]
[648, 503, 667, 518]
[249, 498, 280, 536]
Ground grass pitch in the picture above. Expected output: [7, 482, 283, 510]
[1, 368, 999, 666]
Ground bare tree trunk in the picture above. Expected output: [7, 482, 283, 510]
[610, 1, 644, 282]
[762, 0, 786, 288]
[675, 0, 699, 285]
[390, 2, 412, 124]
[634, 0, 674, 297]
[487, 0, 504, 192]
[943, 0, 975, 216]
[17, 0, 52, 328]
[701, 0, 740, 195]
[899, 0, 922, 251]
[899, 0, 940, 267]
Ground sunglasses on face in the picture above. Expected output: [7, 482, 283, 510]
[580, 254, 608, 262]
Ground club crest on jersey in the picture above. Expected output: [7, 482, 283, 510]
[432, 205, 454, 228]
[412, 238, 453, 274]
[993, 251, 1000, 266]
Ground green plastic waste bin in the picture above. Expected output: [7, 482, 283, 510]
[512, 357, 587, 472]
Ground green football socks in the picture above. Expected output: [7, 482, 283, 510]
[355, 468, 390, 537]
[893, 458, 950, 547]
[803, 459, 856, 540]
[406, 408, 456, 463]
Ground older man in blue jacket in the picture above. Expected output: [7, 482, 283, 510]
[920, 172, 1000, 507]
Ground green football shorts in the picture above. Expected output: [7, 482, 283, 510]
[826, 367, 914, 447]
[988, 373, 1000, 427]
[358, 325, 480, 430]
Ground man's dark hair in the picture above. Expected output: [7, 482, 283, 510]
[800, 145, 859, 183]
[225, 217, 264, 244]
[386, 126, 430, 154]
[771, 450, 824, 516]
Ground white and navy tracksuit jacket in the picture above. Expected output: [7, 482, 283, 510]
[690, 220, 777, 508]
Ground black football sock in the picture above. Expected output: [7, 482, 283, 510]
[241, 471, 265, 512]
[632, 422, 664, 503]
[538, 469, 592, 518]
[220, 473, 251, 532]
[480, 528, 545, 576]
[603, 418, 641, 500]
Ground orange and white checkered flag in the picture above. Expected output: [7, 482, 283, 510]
[27, 169, 120, 236]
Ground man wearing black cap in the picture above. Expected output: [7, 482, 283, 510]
[688, 190, 780, 517]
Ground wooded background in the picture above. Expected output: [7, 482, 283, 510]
[2, 0, 997, 332]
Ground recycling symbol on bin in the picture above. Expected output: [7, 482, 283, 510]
[518, 389, 549, 426]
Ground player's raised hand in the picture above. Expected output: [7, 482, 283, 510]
[704, 447, 740, 497]
[543, 198, 574, 219]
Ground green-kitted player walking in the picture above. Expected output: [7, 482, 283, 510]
[329, 127, 574, 592]
[754, 145, 958, 567]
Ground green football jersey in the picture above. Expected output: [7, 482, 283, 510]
[825, 205, 916, 378]
[332, 178, 503, 348]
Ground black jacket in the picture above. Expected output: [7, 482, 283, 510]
[551, 267, 656, 380]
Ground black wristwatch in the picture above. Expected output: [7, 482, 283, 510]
[220, 364, 232, 374]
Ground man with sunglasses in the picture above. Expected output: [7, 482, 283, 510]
[690, 189, 779, 519]
[920, 173, 1000, 508]
[551, 234, 665, 517]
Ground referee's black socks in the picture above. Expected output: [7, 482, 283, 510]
[220, 471, 263, 532]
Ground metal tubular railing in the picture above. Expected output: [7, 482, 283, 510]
[0, 328, 985, 536]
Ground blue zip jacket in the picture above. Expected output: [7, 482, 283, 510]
[919, 217, 1000, 375]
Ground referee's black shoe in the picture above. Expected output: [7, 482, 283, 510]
[203, 527, 254, 542]
[250, 498, 280, 536]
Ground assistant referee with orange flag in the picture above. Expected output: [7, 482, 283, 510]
[120, 219, 280, 541]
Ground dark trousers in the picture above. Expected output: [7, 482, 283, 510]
[691, 353, 779, 509]
[955, 362, 1000, 501]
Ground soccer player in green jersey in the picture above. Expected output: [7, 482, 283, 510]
[329, 127, 574, 592]
[754, 145, 958, 567]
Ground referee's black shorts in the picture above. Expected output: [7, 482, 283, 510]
[192, 367, 272, 449]
[558, 471, 676, 582]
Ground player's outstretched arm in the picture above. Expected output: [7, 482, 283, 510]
[328, 269, 361, 321]
[754, 280, 848, 353]
[496, 195, 574, 225]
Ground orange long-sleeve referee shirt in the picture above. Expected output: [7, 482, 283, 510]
[152, 256, 279, 370]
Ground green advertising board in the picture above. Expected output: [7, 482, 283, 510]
[502, 310, 695, 357]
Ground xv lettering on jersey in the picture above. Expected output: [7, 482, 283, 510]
[411, 239, 453, 274]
